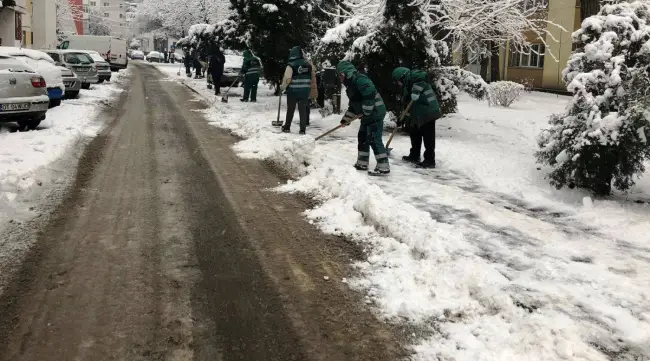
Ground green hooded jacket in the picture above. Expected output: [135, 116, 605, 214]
[337, 61, 386, 124]
[241, 49, 261, 80]
[392, 67, 441, 127]
[286, 46, 312, 100]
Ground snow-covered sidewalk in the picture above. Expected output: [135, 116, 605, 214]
[157, 63, 650, 361]
[0, 70, 129, 291]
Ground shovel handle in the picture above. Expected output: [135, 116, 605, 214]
[386, 100, 414, 149]
[315, 117, 359, 141]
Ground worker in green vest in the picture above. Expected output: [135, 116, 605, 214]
[280, 46, 313, 134]
[392, 67, 441, 168]
[337, 60, 390, 175]
[240, 49, 261, 102]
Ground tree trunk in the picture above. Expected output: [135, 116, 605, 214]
[480, 56, 489, 81]
[490, 42, 500, 82]
[580, 0, 600, 22]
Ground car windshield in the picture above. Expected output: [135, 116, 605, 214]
[63, 53, 93, 64]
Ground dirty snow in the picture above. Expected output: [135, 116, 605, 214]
[0, 69, 129, 293]
[157, 63, 650, 361]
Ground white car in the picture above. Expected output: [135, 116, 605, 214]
[0, 47, 65, 108]
[130, 50, 145, 60]
[0, 55, 50, 130]
[146, 51, 164, 63]
[86, 50, 112, 83]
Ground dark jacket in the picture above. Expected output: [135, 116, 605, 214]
[392, 67, 441, 127]
[208, 45, 225, 73]
[337, 61, 386, 125]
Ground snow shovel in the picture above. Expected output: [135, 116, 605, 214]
[385, 100, 414, 155]
[221, 76, 241, 103]
[176, 63, 182, 76]
[272, 93, 283, 126]
[315, 116, 360, 141]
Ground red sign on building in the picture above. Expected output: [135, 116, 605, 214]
[68, 0, 84, 35]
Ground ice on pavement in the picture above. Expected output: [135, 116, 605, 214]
[157, 63, 650, 361]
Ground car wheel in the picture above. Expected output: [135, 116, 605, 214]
[17, 119, 42, 131]
[97, 78, 104, 84]
[81, 83, 91, 90]
[49, 98, 62, 108]
[66, 90, 79, 99]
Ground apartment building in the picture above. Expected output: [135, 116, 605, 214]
[0, 0, 27, 47]
[85, 0, 128, 38]
[461, 0, 581, 92]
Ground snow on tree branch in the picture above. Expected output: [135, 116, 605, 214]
[323, 0, 563, 59]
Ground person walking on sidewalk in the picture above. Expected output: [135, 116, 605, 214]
[392, 67, 441, 168]
[240, 49, 261, 102]
[183, 46, 192, 77]
[337, 61, 390, 175]
[281, 46, 313, 134]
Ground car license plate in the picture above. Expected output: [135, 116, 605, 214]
[0, 103, 30, 111]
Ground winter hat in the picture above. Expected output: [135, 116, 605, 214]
[289, 46, 303, 61]
[392, 67, 410, 82]
[336, 60, 357, 78]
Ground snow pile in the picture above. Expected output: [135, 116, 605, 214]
[159, 63, 650, 361]
[269, 137, 316, 176]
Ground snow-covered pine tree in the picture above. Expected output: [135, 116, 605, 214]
[319, 0, 487, 114]
[536, 1, 650, 195]
[227, 0, 316, 91]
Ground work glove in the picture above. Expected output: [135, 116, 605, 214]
[340, 114, 359, 126]
[411, 93, 420, 101]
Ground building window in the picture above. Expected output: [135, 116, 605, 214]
[119, 13, 123, 18]
[119, 3, 123, 7]
[510, 44, 545, 68]
[103, 2, 109, 6]
[104, 12, 109, 17]
[90, 1, 96, 5]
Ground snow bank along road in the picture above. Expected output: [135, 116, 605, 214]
[0, 63, 406, 360]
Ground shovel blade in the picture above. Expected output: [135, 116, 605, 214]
[221, 96, 228, 103]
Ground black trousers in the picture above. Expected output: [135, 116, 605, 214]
[284, 96, 309, 130]
[211, 68, 223, 93]
[409, 120, 436, 162]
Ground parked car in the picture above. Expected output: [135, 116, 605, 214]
[87, 50, 111, 83]
[221, 54, 244, 87]
[130, 50, 145, 60]
[0, 55, 50, 130]
[58, 66, 81, 98]
[44, 49, 99, 89]
[0, 47, 65, 108]
[146, 51, 164, 63]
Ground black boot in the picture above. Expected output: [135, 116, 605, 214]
[299, 129, 306, 135]
[240, 98, 249, 102]
[353, 163, 368, 171]
[282, 127, 291, 133]
[402, 155, 420, 163]
[416, 159, 436, 168]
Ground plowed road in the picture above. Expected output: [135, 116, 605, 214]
[0, 64, 406, 361]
